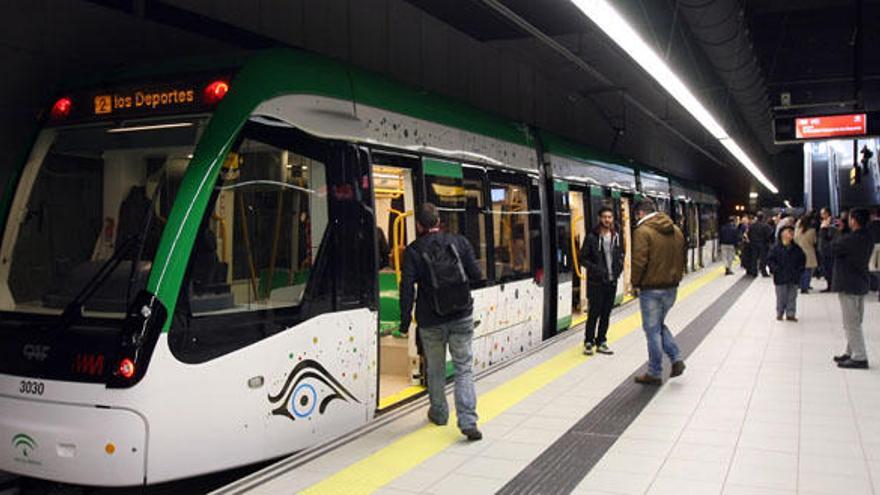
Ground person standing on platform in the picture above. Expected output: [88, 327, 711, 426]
[741, 215, 758, 276]
[719, 215, 740, 275]
[631, 199, 687, 385]
[867, 209, 880, 301]
[399, 203, 484, 440]
[750, 212, 773, 277]
[767, 225, 806, 321]
[832, 208, 874, 369]
[580, 206, 624, 356]
[795, 212, 818, 294]
[818, 207, 837, 292]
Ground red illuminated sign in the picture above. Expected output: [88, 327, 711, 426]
[795, 113, 867, 139]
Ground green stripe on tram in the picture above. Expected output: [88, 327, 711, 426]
[423, 159, 463, 179]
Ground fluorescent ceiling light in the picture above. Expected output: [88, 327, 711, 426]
[570, 0, 778, 194]
[749, 192, 759, 198]
[107, 122, 193, 134]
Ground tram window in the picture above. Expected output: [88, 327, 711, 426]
[3, 118, 205, 316]
[423, 169, 489, 282]
[191, 122, 328, 316]
[490, 182, 531, 280]
[555, 189, 572, 274]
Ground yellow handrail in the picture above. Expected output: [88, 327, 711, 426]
[211, 213, 228, 263]
[374, 187, 404, 199]
[391, 210, 413, 284]
[571, 214, 586, 279]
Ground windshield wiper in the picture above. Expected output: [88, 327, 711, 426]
[55, 234, 141, 330]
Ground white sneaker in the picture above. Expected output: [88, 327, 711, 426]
[583, 343, 594, 356]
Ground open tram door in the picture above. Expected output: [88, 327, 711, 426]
[608, 189, 633, 304]
[370, 154, 424, 409]
[567, 185, 589, 326]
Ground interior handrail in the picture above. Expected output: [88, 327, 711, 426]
[571, 214, 586, 279]
[391, 209, 413, 284]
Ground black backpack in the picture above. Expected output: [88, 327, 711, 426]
[418, 236, 472, 316]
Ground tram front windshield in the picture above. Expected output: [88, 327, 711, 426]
[0, 117, 207, 318]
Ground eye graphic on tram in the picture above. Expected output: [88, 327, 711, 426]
[268, 360, 359, 421]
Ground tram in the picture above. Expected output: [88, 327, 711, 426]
[0, 49, 718, 486]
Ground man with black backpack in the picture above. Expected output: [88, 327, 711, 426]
[399, 203, 484, 441]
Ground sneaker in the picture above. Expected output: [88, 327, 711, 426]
[670, 360, 686, 377]
[634, 373, 662, 385]
[800, 288, 809, 294]
[583, 343, 594, 356]
[596, 343, 614, 355]
[785, 315, 798, 322]
[833, 354, 851, 363]
[776, 315, 783, 321]
[427, 412, 448, 426]
[725, 269, 733, 275]
[837, 359, 869, 369]
[461, 428, 483, 441]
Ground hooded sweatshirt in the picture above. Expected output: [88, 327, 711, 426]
[632, 212, 687, 289]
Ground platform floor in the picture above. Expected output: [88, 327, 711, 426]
[217, 265, 880, 495]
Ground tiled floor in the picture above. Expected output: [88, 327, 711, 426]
[228, 269, 880, 495]
[575, 277, 880, 495]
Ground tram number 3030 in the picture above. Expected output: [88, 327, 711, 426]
[19, 380, 45, 396]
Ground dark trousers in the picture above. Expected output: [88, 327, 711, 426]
[585, 282, 615, 345]
[755, 243, 769, 275]
[742, 244, 757, 276]
[822, 254, 834, 289]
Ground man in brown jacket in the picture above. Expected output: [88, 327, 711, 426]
[631, 199, 687, 385]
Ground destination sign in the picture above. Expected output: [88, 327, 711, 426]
[795, 113, 867, 139]
[93, 88, 196, 116]
[773, 111, 878, 144]
[47, 75, 232, 125]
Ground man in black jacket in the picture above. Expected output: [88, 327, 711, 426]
[399, 203, 484, 440]
[580, 207, 624, 356]
[749, 212, 773, 277]
[719, 216, 741, 275]
[832, 208, 875, 369]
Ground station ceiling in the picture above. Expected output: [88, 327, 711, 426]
[2, 0, 877, 207]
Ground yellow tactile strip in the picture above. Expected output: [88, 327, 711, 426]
[299, 266, 724, 495]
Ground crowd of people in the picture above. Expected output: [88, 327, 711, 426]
[720, 207, 880, 369]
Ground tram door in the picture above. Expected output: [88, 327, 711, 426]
[674, 200, 689, 273]
[371, 159, 422, 408]
[688, 201, 699, 271]
[619, 195, 634, 299]
[569, 189, 587, 324]
[608, 190, 627, 303]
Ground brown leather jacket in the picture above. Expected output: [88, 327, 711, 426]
[632, 212, 686, 289]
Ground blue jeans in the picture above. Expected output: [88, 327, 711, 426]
[800, 268, 813, 291]
[419, 316, 478, 430]
[776, 283, 798, 318]
[639, 288, 682, 377]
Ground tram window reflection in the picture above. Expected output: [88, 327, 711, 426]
[190, 123, 328, 315]
[4, 119, 204, 316]
[424, 169, 488, 281]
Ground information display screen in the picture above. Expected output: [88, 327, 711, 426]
[795, 113, 867, 139]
